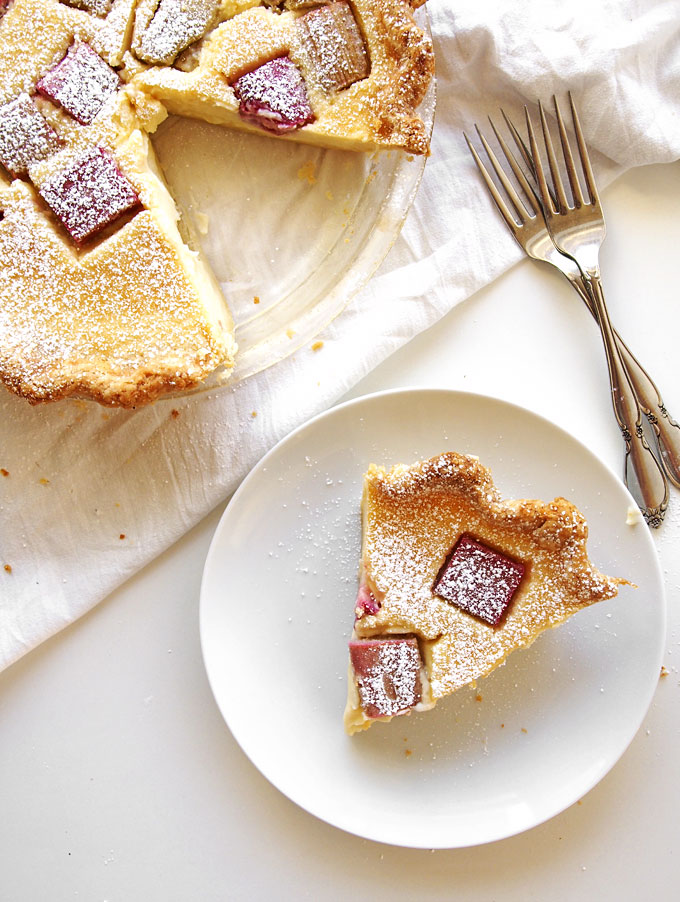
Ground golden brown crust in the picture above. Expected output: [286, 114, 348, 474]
[367, 0, 435, 155]
[345, 452, 625, 733]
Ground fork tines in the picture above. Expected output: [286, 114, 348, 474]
[525, 94, 599, 215]
[463, 120, 541, 233]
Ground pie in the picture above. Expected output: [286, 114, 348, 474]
[345, 452, 625, 734]
[0, 0, 434, 407]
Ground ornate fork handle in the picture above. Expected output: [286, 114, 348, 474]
[587, 275, 669, 526]
[615, 339, 680, 488]
[564, 268, 680, 488]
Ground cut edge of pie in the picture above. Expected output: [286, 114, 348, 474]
[344, 452, 627, 734]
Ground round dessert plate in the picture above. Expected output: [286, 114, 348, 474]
[200, 388, 666, 848]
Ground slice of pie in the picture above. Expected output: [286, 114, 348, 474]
[345, 452, 625, 734]
[0, 0, 433, 407]
[129, 0, 435, 155]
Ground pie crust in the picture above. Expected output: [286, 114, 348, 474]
[0, 0, 434, 407]
[345, 452, 625, 734]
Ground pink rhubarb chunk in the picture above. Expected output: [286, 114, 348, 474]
[0, 93, 61, 176]
[432, 534, 525, 626]
[354, 584, 380, 620]
[349, 637, 422, 719]
[37, 41, 119, 125]
[39, 146, 141, 245]
[232, 56, 314, 134]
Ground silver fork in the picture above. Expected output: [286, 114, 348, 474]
[464, 111, 668, 526]
[523, 95, 669, 526]
[496, 109, 680, 492]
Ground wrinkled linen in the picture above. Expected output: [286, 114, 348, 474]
[1, 0, 679, 669]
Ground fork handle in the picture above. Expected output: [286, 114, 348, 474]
[614, 339, 680, 489]
[567, 271, 680, 489]
[586, 275, 669, 526]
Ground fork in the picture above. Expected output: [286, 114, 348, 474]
[498, 109, 680, 494]
[468, 110, 680, 494]
[464, 106, 669, 526]
[525, 95, 669, 526]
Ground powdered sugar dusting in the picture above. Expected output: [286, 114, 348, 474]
[39, 145, 140, 244]
[349, 637, 422, 718]
[297, 1, 369, 92]
[0, 92, 62, 175]
[136, 0, 218, 65]
[433, 534, 525, 626]
[60, 0, 112, 16]
[37, 40, 119, 125]
[233, 56, 314, 134]
[353, 453, 622, 704]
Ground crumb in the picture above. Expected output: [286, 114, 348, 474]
[286, 328, 295, 339]
[521, 727, 528, 734]
[577, 800, 582, 806]
[325, 190, 333, 201]
[251, 411, 257, 418]
[297, 160, 316, 185]
[119, 534, 126, 540]
[404, 749, 412, 757]
[114, 502, 120, 508]
[311, 341, 324, 352]
[253, 296, 260, 305]
[0, 468, 8, 476]
[101, 412, 110, 420]
[39, 477, 50, 485]
[475, 694, 483, 702]
[500, 723, 505, 728]
[660, 665, 669, 678]
[171, 409, 180, 419]
[3, 564, 11, 573]
[626, 505, 642, 526]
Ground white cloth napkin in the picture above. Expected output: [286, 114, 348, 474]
[1, 0, 679, 671]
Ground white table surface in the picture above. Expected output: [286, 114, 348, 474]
[1, 162, 679, 901]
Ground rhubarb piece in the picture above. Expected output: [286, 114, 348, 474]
[354, 584, 380, 619]
[0, 93, 61, 176]
[232, 57, 314, 134]
[433, 534, 525, 626]
[298, 1, 369, 92]
[0, 0, 11, 20]
[59, 0, 112, 15]
[39, 146, 141, 245]
[349, 637, 422, 719]
[37, 41, 119, 126]
[135, 0, 219, 66]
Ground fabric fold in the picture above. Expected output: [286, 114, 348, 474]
[1, 0, 679, 670]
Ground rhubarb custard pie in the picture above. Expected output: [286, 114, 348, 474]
[0, 0, 433, 406]
[345, 453, 624, 734]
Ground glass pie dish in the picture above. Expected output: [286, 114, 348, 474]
[151, 27, 435, 394]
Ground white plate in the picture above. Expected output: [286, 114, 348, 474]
[200, 389, 666, 848]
